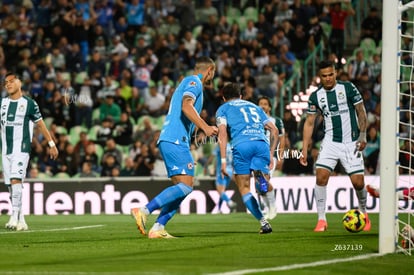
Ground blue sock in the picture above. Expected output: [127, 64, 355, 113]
[146, 183, 193, 213]
[242, 193, 263, 220]
[156, 198, 183, 226]
[220, 192, 230, 202]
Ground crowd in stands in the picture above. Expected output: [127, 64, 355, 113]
[0, 0, 388, 179]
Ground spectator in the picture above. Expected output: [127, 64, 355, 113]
[102, 138, 123, 166]
[79, 143, 100, 174]
[328, 1, 355, 64]
[363, 125, 380, 175]
[114, 112, 133, 146]
[255, 65, 279, 98]
[99, 94, 122, 122]
[78, 161, 99, 178]
[120, 157, 136, 176]
[75, 77, 94, 128]
[134, 143, 155, 176]
[127, 86, 146, 120]
[360, 7, 382, 45]
[101, 154, 121, 177]
[143, 83, 165, 117]
[57, 143, 79, 176]
[96, 118, 114, 147]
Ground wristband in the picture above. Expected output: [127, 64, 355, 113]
[221, 158, 226, 164]
[48, 140, 56, 148]
[358, 132, 366, 140]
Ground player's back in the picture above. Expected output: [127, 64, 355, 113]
[217, 99, 269, 147]
[158, 75, 203, 146]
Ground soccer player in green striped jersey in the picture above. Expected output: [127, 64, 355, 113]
[2, 72, 59, 231]
[300, 60, 371, 232]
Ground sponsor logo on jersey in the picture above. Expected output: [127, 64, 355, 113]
[189, 81, 196, 86]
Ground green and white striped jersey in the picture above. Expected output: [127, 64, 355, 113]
[307, 81, 363, 143]
[0, 96, 42, 155]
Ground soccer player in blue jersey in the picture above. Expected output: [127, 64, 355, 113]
[2, 73, 59, 231]
[131, 57, 217, 238]
[212, 143, 237, 213]
[216, 83, 279, 234]
[257, 96, 285, 220]
[300, 60, 371, 232]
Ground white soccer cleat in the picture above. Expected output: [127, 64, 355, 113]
[16, 221, 29, 231]
[5, 218, 18, 230]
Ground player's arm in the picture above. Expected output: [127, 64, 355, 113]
[264, 121, 279, 170]
[300, 113, 316, 166]
[217, 124, 229, 177]
[36, 119, 59, 160]
[355, 101, 368, 151]
[182, 95, 217, 136]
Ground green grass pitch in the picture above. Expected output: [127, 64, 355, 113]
[0, 213, 413, 274]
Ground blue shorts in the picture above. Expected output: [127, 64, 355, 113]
[232, 141, 270, 175]
[158, 141, 195, 177]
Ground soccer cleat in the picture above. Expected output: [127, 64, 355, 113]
[366, 184, 379, 198]
[363, 213, 371, 231]
[148, 229, 176, 239]
[314, 220, 328, 232]
[131, 208, 147, 235]
[16, 221, 28, 231]
[259, 222, 272, 234]
[5, 217, 18, 230]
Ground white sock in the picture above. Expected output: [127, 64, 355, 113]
[151, 222, 164, 231]
[355, 187, 367, 213]
[140, 206, 150, 216]
[260, 194, 270, 211]
[11, 184, 22, 221]
[315, 185, 327, 221]
[266, 190, 276, 209]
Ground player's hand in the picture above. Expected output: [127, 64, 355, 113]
[268, 155, 275, 171]
[49, 146, 59, 160]
[300, 150, 308, 166]
[221, 163, 229, 178]
[355, 132, 367, 153]
[203, 125, 218, 137]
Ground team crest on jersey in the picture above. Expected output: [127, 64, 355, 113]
[338, 90, 345, 100]
[187, 162, 194, 170]
[19, 105, 25, 113]
[189, 81, 196, 86]
[18, 162, 23, 167]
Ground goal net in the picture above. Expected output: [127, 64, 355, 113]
[381, 0, 414, 255]
[396, 0, 414, 255]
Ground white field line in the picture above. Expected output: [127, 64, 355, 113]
[206, 253, 384, 275]
[0, 224, 104, 234]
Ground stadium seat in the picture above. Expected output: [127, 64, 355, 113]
[56, 126, 68, 135]
[37, 172, 51, 179]
[43, 117, 54, 129]
[87, 125, 101, 141]
[95, 143, 104, 164]
[69, 125, 88, 145]
[92, 108, 100, 125]
[226, 7, 241, 18]
[192, 25, 203, 39]
[319, 21, 332, 37]
[74, 71, 88, 84]
[237, 16, 247, 31]
[54, 172, 71, 179]
[243, 7, 258, 22]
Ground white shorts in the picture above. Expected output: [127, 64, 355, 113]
[315, 139, 364, 175]
[2, 153, 30, 185]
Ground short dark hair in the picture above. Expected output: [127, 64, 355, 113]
[5, 72, 19, 79]
[318, 60, 335, 71]
[222, 83, 241, 100]
[258, 96, 272, 110]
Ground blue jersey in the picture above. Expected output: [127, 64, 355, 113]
[158, 74, 203, 147]
[216, 99, 270, 147]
